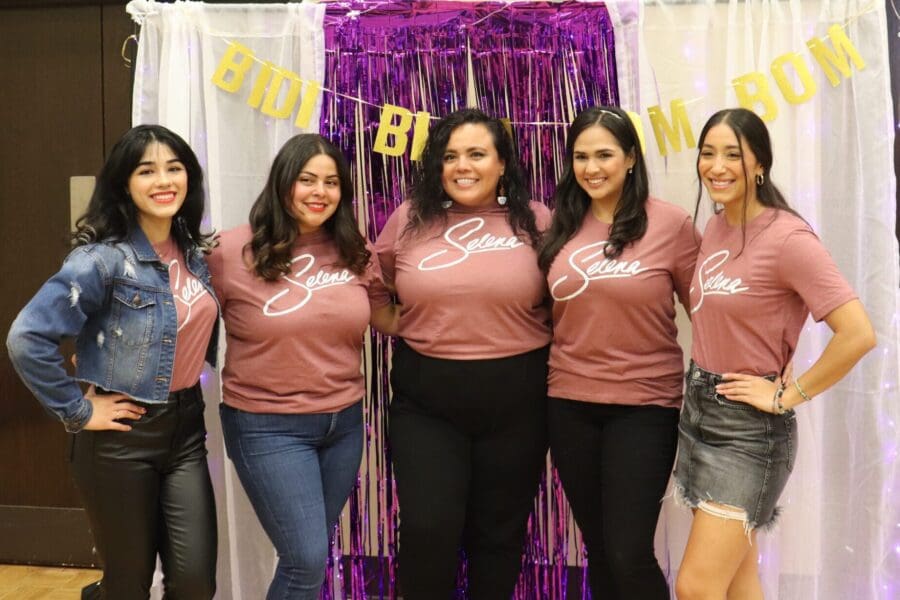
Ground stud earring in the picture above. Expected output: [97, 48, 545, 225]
[755, 173, 764, 186]
[441, 199, 453, 209]
[627, 167, 633, 175]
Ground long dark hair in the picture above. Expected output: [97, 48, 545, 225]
[72, 124, 213, 252]
[538, 106, 648, 273]
[694, 108, 800, 240]
[405, 108, 540, 246]
[247, 134, 369, 281]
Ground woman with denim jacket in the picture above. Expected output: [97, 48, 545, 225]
[6, 125, 219, 599]
[673, 108, 875, 599]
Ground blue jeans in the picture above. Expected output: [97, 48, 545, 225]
[220, 402, 363, 600]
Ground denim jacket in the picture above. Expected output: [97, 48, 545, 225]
[6, 226, 219, 433]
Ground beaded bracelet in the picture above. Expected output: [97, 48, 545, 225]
[772, 384, 787, 415]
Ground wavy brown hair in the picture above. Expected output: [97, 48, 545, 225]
[247, 134, 369, 281]
[539, 106, 649, 273]
[72, 124, 214, 253]
[405, 108, 541, 247]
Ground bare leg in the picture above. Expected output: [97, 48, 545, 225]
[726, 537, 764, 600]
[675, 504, 756, 600]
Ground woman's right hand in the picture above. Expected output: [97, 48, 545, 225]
[82, 385, 146, 431]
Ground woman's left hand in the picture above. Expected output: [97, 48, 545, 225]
[716, 373, 782, 414]
[370, 302, 401, 336]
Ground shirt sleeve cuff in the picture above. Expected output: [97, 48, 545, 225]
[63, 397, 93, 433]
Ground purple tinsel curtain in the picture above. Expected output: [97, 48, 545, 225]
[319, 3, 618, 598]
[468, 6, 617, 598]
[469, 1, 618, 205]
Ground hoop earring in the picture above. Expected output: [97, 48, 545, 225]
[755, 173, 764, 186]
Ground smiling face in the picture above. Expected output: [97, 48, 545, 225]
[289, 153, 341, 234]
[128, 141, 187, 242]
[698, 123, 764, 220]
[440, 123, 505, 208]
[571, 124, 635, 217]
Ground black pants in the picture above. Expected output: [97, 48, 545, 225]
[389, 342, 549, 600]
[548, 398, 678, 600]
[71, 384, 217, 600]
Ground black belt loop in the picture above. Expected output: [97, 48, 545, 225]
[168, 381, 201, 404]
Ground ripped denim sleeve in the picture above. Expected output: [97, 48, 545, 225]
[6, 246, 110, 432]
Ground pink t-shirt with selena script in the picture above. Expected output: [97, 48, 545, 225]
[153, 236, 218, 392]
[547, 198, 700, 408]
[208, 225, 392, 414]
[690, 208, 857, 376]
[374, 201, 552, 359]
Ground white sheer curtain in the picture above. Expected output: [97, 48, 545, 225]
[613, 1, 900, 597]
[126, 1, 325, 598]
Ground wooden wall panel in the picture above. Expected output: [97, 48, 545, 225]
[0, 2, 132, 565]
[0, 4, 104, 509]
[102, 3, 135, 152]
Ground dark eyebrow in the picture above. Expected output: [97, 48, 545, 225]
[136, 158, 183, 167]
[298, 171, 338, 178]
[572, 147, 616, 154]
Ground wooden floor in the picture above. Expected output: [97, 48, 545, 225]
[0, 564, 101, 599]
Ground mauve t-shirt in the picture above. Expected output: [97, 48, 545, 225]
[153, 236, 217, 392]
[547, 198, 699, 408]
[208, 225, 391, 414]
[690, 208, 857, 376]
[374, 200, 552, 359]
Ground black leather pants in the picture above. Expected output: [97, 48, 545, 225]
[71, 384, 217, 600]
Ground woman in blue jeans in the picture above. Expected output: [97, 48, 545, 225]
[7, 125, 219, 599]
[208, 134, 398, 599]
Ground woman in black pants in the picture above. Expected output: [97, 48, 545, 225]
[374, 108, 552, 599]
[538, 106, 700, 598]
[7, 125, 219, 599]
